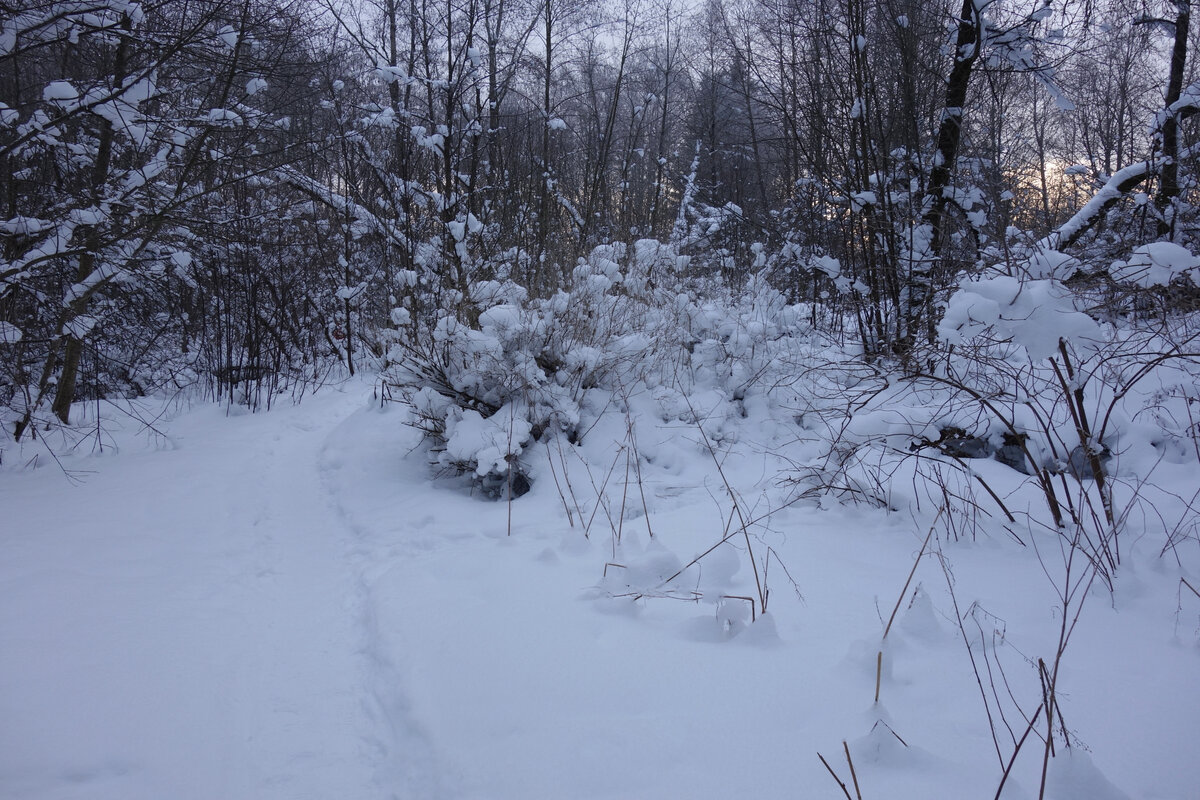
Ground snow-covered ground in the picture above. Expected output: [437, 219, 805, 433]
[2, 379, 1197, 799]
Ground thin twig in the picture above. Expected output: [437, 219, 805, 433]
[545, 440, 575, 527]
[993, 706, 1043, 800]
[884, 509, 942, 640]
[843, 741, 863, 800]
[937, 543, 1005, 769]
[681, 393, 767, 613]
[874, 651, 882, 704]
[627, 418, 655, 539]
[817, 752, 854, 800]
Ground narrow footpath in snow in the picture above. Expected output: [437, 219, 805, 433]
[4, 382, 1199, 799]
[1, 386, 434, 800]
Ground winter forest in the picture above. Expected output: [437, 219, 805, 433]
[3, 0, 1200, 797]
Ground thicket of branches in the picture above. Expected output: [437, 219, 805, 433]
[3, 0, 1200, 441]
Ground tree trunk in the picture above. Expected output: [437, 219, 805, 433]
[1157, 1, 1190, 238]
[48, 17, 132, 425]
[904, 0, 980, 353]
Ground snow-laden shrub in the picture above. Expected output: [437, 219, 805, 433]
[384, 240, 826, 498]
[383, 241, 687, 494]
[934, 246, 1200, 475]
[926, 246, 1200, 577]
[786, 240, 1200, 578]
[656, 269, 816, 445]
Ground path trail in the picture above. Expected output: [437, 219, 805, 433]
[0, 388, 434, 800]
[5, 386, 1195, 799]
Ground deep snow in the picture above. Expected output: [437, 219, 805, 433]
[2, 381, 1198, 799]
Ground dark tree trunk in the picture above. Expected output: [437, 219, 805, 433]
[905, 0, 980, 352]
[1157, 1, 1190, 238]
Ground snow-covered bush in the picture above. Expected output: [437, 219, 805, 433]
[384, 239, 826, 500]
[785, 238, 1200, 584]
[383, 241, 687, 494]
[929, 247, 1200, 575]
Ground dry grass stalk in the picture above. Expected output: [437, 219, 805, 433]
[843, 741, 863, 800]
[817, 752, 854, 800]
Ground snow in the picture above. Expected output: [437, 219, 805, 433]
[217, 25, 239, 48]
[42, 80, 78, 103]
[442, 401, 531, 476]
[940, 275, 1100, 359]
[373, 65, 409, 85]
[812, 254, 841, 279]
[1036, 151, 1196, 251]
[0, 216, 51, 236]
[850, 190, 876, 210]
[1026, 248, 1082, 280]
[1, 392, 383, 799]
[1109, 241, 1200, 288]
[206, 108, 244, 128]
[63, 313, 97, 338]
[1, 375, 1198, 799]
[68, 206, 108, 226]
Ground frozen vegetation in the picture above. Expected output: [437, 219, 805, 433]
[4, 0, 1200, 796]
[3, 238, 1200, 798]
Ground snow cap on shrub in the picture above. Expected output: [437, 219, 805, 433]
[1109, 242, 1200, 288]
[1026, 248, 1083, 280]
[442, 403, 533, 477]
[939, 276, 1100, 360]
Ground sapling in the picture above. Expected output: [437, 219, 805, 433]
[874, 510, 939, 703]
